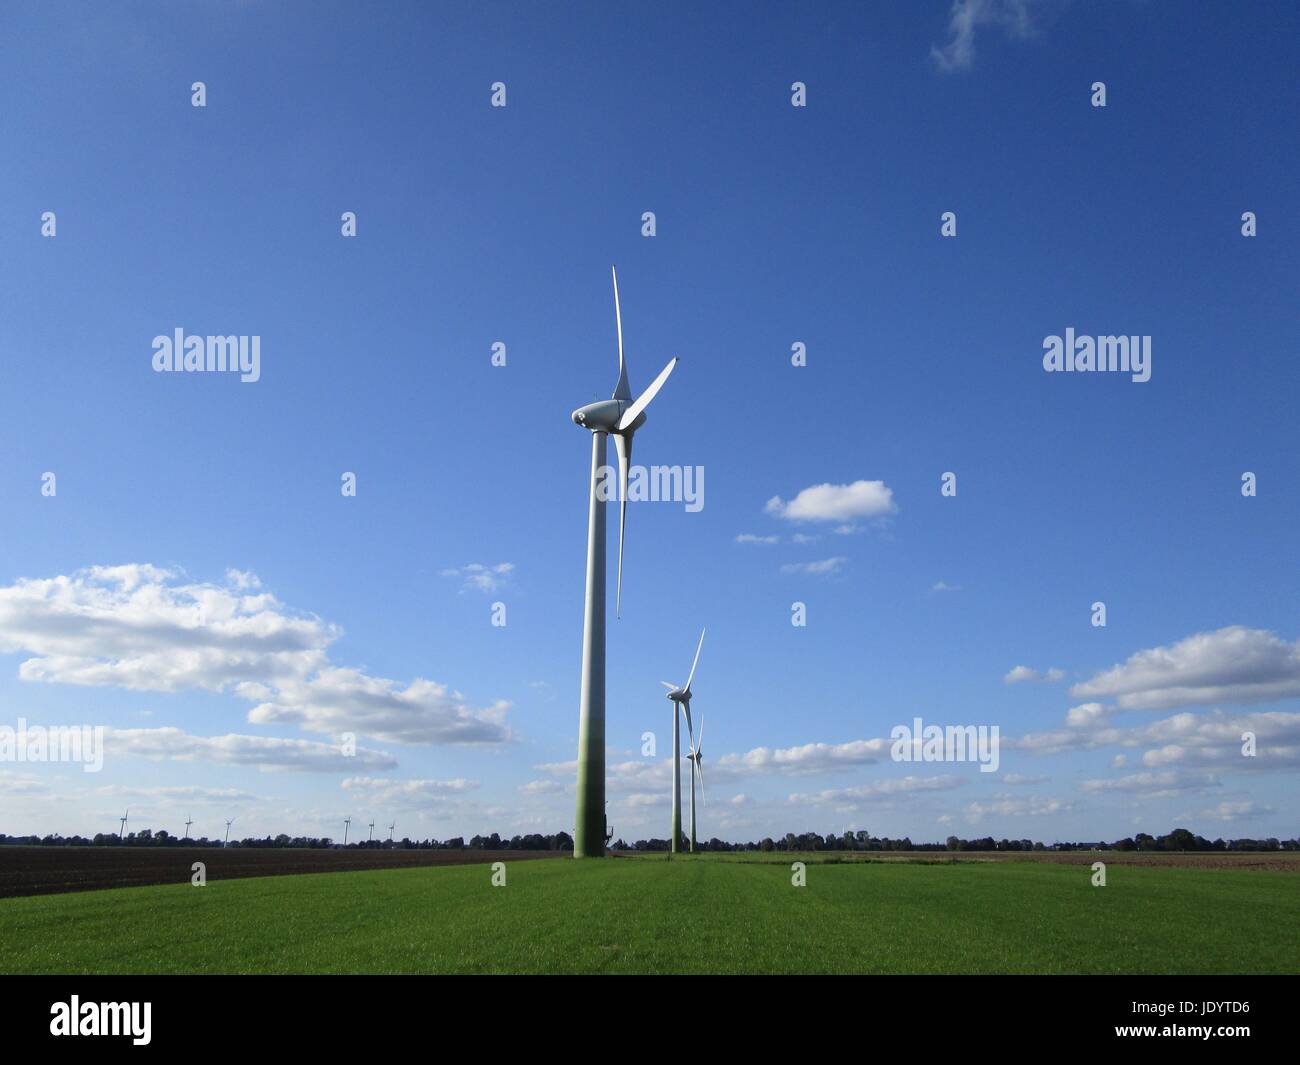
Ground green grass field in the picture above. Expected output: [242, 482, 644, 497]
[2, 855, 1295, 974]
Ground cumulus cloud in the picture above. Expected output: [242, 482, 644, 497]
[0, 566, 512, 747]
[341, 776, 478, 808]
[715, 738, 888, 777]
[440, 562, 514, 594]
[0, 564, 332, 693]
[1079, 770, 1220, 799]
[106, 727, 398, 772]
[1008, 707, 1300, 770]
[765, 481, 896, 524]
[1070, 626, 1300, 711]
[1004, 665, 1064, 684]
[964, 794, 1071, 823]
[1200, 800, 1273, 823]
[780, 557, 846, 577]
[790, 775, 963, 806]
[930, 0, 1035, 73]
[246, 668, 511, 746]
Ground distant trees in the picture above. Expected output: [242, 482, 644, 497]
[0, 826, 1295, 853]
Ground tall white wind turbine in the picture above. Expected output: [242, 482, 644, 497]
[570, 266, 678, 858]
[663, 629, 705, 855]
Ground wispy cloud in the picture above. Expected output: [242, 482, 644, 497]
[781, 557, 847, 577]
[1004, 665, 1064, 684]
[440, 562, 514, 594]
[930, 0, 1036, 73]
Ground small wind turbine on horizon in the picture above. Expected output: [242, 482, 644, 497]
[368, 819, 375, 843]
[224, 818, 234, 845]
[663, 629, 705, 855]
[118, 809, 128, 840]
[570, 265, 679, 858]
[387, 820, 396, 844]
[343, 817, 351, 846]
[183, 816, 193, 841]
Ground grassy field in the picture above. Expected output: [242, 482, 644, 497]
[1, 853, 1295, 974]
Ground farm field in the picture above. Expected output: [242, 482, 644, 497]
[1, 852, 1295, 975]
[0, 845, 565, 899]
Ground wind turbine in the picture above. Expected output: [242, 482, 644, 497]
[224, 818, 234, 845]
[118, 809, 128, 840]
[343, 817, 351, 846]
[387, 820, 396, 844]
[368, 819, 375, 843]
[662, 629, 705, 855]
[183, 816, 193, 841]
[570, 265, 679, 858]
[686, 713, 706, 853]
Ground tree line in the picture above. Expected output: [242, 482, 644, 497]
[3, 826, 1293, 852]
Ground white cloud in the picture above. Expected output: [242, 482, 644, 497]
[930, 0, 1035, 73]
[1079, 770, 1220, 799]
[1071, 626, 1300, 710]
[735, 534, 779, 545]
[0, 564, 332, 693]
[247, 667, 511, 746]
[341, 776, 478, 808]
[440, 562, 514, 594]
[0, 566, 512, 747]
[931, 581, 961, 593]
[106, 726, 398, 771]
[964, 794, 1070, 823]
[518, 779, 566, 796]
[1200, 800, 1273, 823]
[765, 480, 896, 523]
[715, 738, 888, 777]
[781, 557, 846, 577]
[790, 775, 963, 806]
[1003, 665, 1064, 684]
[1000, 773, 1048, 785]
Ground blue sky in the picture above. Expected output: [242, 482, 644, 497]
[0, 0, 1296, 844]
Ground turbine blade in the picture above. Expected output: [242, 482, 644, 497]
[697, 760, 705, 805]
[684, 628, 706, 693]
[661, 681, 677, 690]
[612, 266, 631, 401]
[682, 701, 693, 743]
[613, 431, 631, 618]
[617, 357, 677, 430]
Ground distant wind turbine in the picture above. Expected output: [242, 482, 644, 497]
[387, 820, 396, 844]
[183, 816, 193, 841]
[343, 817, 351, 846]
[686, 713, 706, 853]
[224, 818, 234, 845]
[662, 629, 705, 855]
[118, 809, 129, 840]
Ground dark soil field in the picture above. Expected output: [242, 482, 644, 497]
[0, 846, 566, 899]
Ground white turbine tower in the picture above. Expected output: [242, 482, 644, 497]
[570, 266, 679, 858]
[343, 817, 351, 846]
[387, 820, 396, 844]
[224, 818, 234, 845]
[118, 809, 129, 840]
[662, 629, 705, 855]
[183, 816, 193, 841]
[368, 819, 375, 843]
[686, 713, 706, 853]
